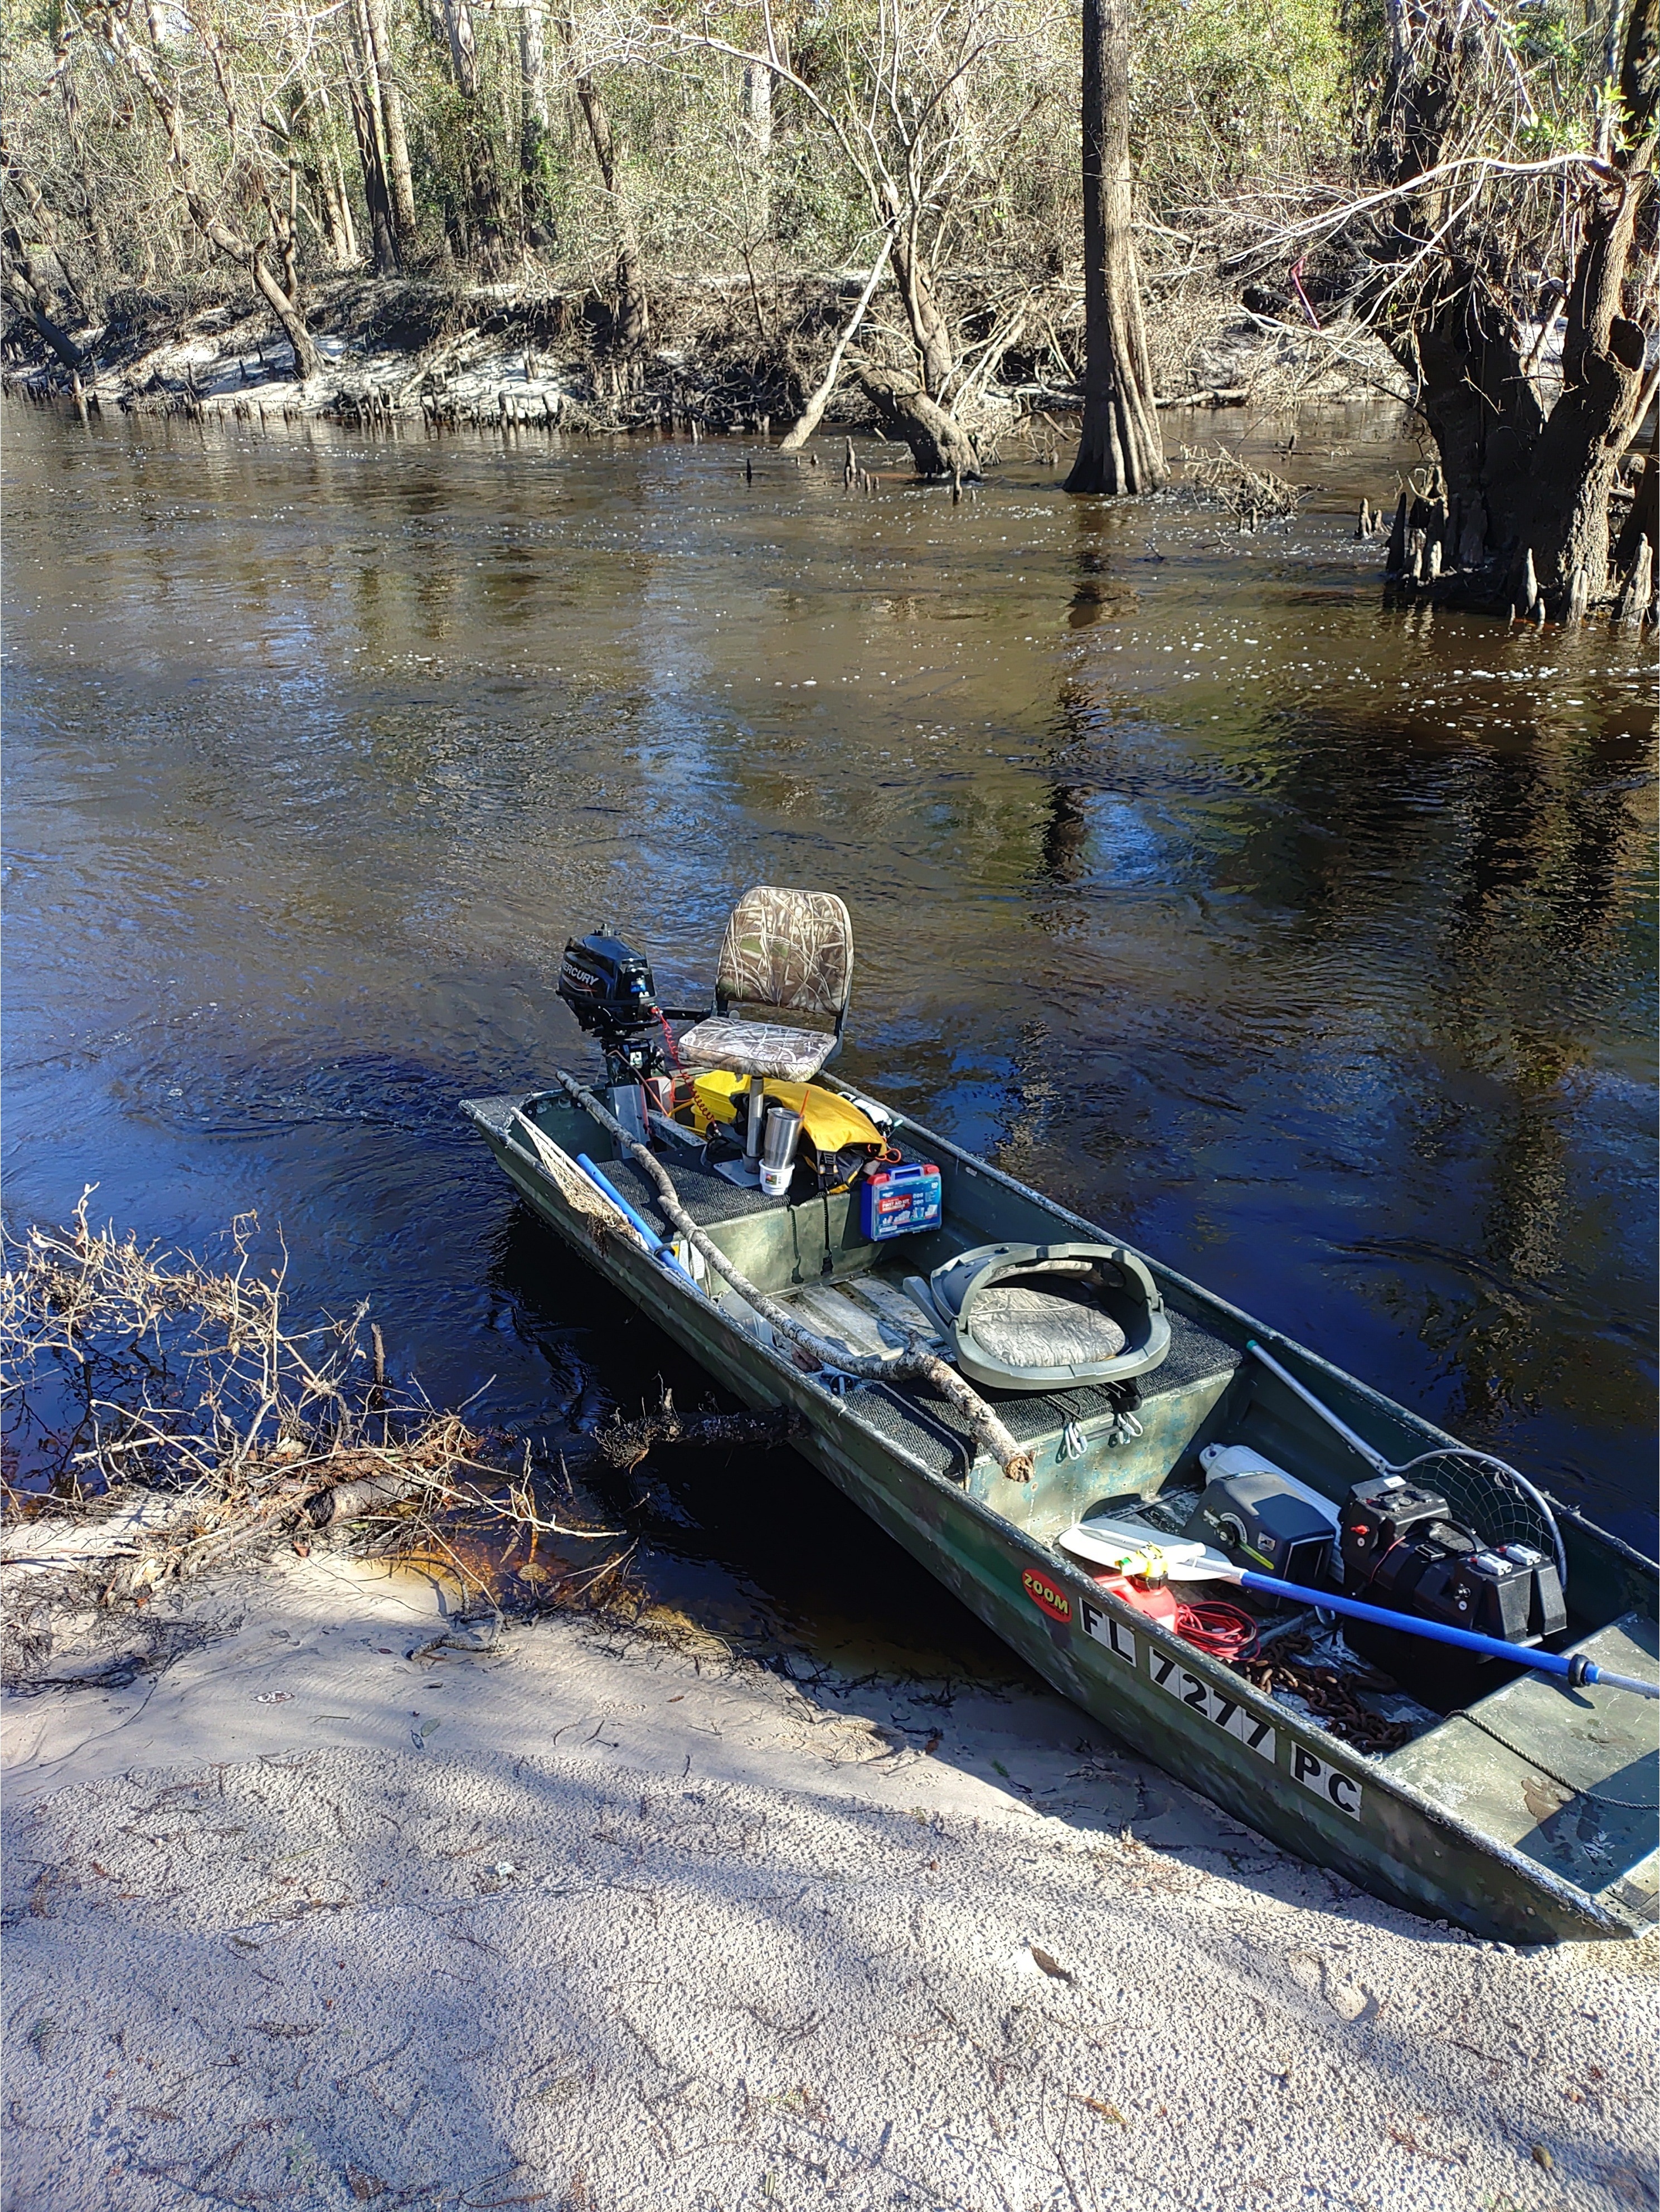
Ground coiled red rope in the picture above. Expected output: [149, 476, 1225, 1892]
[1174, 1599, 1260, 1661]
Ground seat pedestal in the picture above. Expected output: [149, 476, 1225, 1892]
[716, 1075, 767, 1187]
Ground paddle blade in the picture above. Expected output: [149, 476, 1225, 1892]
[1056, 1519, 1240, 1582]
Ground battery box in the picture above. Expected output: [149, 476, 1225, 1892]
[860, 1160, 943, 1241]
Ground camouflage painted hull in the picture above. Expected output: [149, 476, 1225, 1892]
[463, 1080, 1658, 1943]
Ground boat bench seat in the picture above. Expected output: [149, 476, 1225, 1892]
[1381, 1611, 1659, 1928]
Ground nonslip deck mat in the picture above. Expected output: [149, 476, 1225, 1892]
[597, 1128, 932, 1234]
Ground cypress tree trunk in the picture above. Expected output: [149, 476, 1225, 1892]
[1065, 0, 1164, 496]
[742, 54, 773, 232]
[344, 9, 400, 278]
[440, 0, 509, 271]
[574, 72, 647, 355]
[1360, 0, 1657, 619]
[882, 190, 955, 400]
[520, 0, 550, 194]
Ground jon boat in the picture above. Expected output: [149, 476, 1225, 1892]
[463, 887, 1658, 1943]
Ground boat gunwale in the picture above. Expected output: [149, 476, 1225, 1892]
[821, 1078, 1560, 1500]
[467, 1084, 1654, 1940]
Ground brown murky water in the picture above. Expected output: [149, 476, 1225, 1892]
[4, 396, 1654, 1667]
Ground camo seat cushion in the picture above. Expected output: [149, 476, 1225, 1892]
[967, 1285, 1128, 1369]
[676, 1017, 837, 1083]
[716, 887, 853, 1017]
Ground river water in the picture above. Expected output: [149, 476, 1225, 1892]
[4, 399, 1654, 1666]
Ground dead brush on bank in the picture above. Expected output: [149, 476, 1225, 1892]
[1, 1193, 790, 1680]
[1176, 444, 1305, 529]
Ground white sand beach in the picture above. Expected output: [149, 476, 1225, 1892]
[4, 1555, 1655, 2212]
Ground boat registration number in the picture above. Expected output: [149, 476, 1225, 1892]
[1080, 1599, 1365, 1814]
[1147, 1648, 1278, 1760]
[1289, 1744, 1364, 1820]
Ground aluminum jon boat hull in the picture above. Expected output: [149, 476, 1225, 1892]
[462, 1076, 1658, 1943]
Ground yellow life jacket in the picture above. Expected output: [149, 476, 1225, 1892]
[690, 1073, 885, 1157]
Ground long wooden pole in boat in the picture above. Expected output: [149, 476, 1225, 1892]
[542, 1070, 1037, 1484]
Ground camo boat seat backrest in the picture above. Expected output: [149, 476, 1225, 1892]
[714, 887, 853, 1026]
[677, 887, 855, 1081]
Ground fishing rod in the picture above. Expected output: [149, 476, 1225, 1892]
[1059, 1521, 1657, 1699]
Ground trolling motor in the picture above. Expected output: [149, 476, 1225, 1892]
[555, 932, 705, 1089]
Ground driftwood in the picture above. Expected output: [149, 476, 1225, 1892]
[590, 1392, 799, 1472]
[848, 364, 979, 480]
[2, 1396, 799, 1573]
[1177, 444, 1303, 526]
[779, 234, 896, 452]
[545, 1074, 1035, 1483]
[3, 1398, 800, 1575]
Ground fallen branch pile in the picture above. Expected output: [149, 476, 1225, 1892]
[1176, 443, 1304, 528]
[1, 1193, 795, 1677]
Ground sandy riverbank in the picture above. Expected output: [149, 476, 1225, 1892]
[3, 1554, 1654, 2212]
[3, 272, 1396, 437]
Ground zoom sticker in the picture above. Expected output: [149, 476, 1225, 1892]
[1290, 1743, 1364, 1821]
[1079, 1597, 1137, 1666]
[1147, 1648, 1277, 1762]
[1022, 1568, 1071, 1624]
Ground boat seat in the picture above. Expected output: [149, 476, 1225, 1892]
[907, 1242, 1172, 1391]
[674, 1015, 836, 1084]
[970, 1283, 1127, 1368]
[677, 886, 853, 1086]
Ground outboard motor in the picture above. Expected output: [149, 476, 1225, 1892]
[556, 930, 705, 1087]
[904, 1243, 1169, 1393]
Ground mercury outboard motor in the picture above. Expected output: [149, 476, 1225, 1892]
[556, 931, 705, 1086]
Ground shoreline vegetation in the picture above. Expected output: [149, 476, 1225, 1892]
[5, 0, 1655, 620]
[0, 1197, 799, 1698]
[1, 265, 1395, 440]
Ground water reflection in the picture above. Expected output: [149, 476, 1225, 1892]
[3, 400, 1654, 1610]
[1066, 511, 1139, 630]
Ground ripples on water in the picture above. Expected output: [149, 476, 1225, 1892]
[3, 400, 1654, 1657]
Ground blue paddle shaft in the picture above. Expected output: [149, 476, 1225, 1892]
[575, 1154, 698, 1288]
[1236, 1570, 1657, 1697]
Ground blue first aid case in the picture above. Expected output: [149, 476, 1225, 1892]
[860, 1160, 943, 1240]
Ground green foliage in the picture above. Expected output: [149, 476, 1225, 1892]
[1138, 0, 1351, 206]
